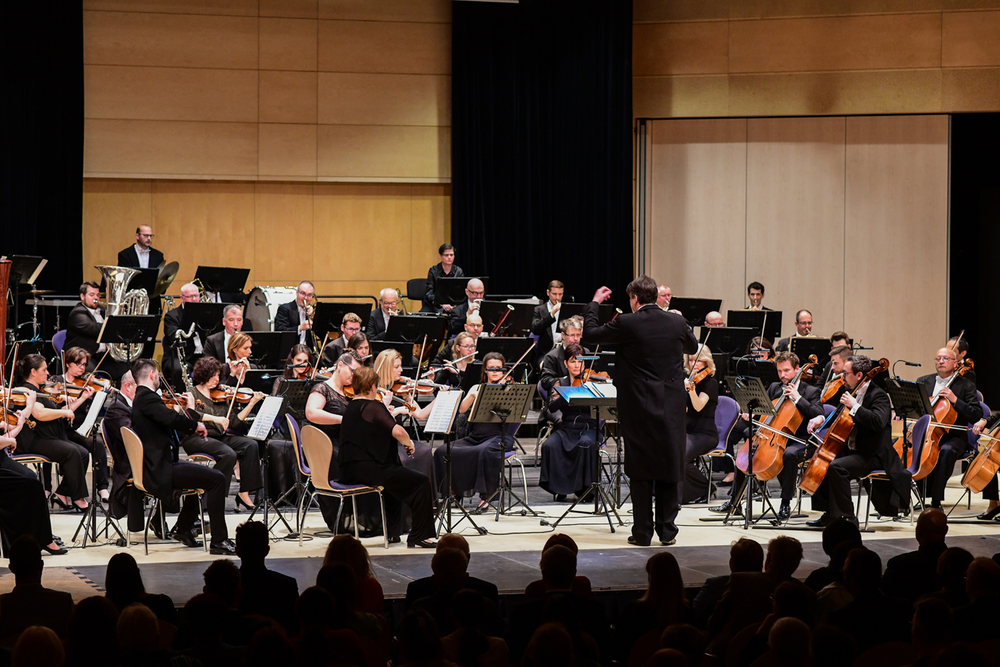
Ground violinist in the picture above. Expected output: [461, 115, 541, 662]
[820, 344, 852, 403]
[346, 332, 370, 364]
[14, 354, 91, 512]
[320, 312, 363, 366]
[681, 345, 719, 504]
[432, 314, 483, 366]
[281, 344, 316, 382]
[274, 281, 316, 347]
[971, 412, 1000, 520]
[539, 343, 597, 502]
[775, 310, 814, 352]
[745, 336, 775, 361]
[372, 350, 437, 491]
[947, 336, 976, 386]
[539, 315, 585, 393]
[916, 347, 982, 510]
[185, 356, 264, 512]
[434, 332, 477, 389]
[803, 355, 893, 527]
[423, 243, 465, 313]
[531, 280, 565, 358]
[432, 352, 516, 514]
[224, 332, 256, 384]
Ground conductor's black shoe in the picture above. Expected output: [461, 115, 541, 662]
[210, 539, 236, 555]
[627, 536, 651, 547]
[708, 501, 732, 513]
[806, 513, 831, 528]
[778, 503, 791, 522]
[172, 530, 203, 548]
[554, 494, 567, 502]
[660, 538, 677, 547]
[407, 539, 437, 549]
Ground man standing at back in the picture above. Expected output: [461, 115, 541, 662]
[585, 275, 698, 546]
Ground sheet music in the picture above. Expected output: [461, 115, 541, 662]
[76, 390, 108, 437]
[247, 396, 284, 440]
[424, 390, 463, 434]
[589, 382, 616, 399]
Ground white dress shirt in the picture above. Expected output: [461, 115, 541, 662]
[133, 243, 150, 269]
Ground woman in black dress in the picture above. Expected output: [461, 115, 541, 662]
[538, 343, 598, 501]
[339, 366, 436, 548]
[682, 344, 719, 503]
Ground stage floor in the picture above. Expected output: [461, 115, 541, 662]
[5, 466, 1000, 605]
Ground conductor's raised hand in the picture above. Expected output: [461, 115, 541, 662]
[592, 287, 612, 304]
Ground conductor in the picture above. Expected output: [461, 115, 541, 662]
[584, 275, 698, 546]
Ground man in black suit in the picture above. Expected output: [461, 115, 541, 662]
[585, 275, 699, 546]
[320, 312, 364, 365]
[65, 281, 130, 379]
[530, 280, 564, 359]
[775, 309, 814, 352]
[102, 371, 148, 533]
[366, 288, 399, 341]
[203, 304, 245, 363]
[805, 355, 904, 527]
[404, 533, 499, 609]
[693, 537, 764, 628]
[236, 520, 299, 631]
[918, 346, 982, 508]
[746, 281, 771, 311]
[446, 278, 484, 336]
[162, 283, 205, 390]
[129, 359, 234, 554]
[538, 315, 584, 393]
[117, 225, 164, 269]
[829, 547, 912, 652]
[0, 536, 75, 642]
[274, 281, 315, 348]
[881, 508, 948, 602]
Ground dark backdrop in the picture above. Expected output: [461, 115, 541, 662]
[950, 113, 1000, 404]
[450, 0, 633, 308]
[1, 2, 84, 326]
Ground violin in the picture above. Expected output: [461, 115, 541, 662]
[3, 405, 35, 429]
[392, 379, 435, 397]
[208, 386, 254, 404]
[737, 354, 818, 481]
[1, 388, 30, 409]
[800, 358, 889, 494]
[962, 421, 1000, 494]
[684, 366, 712, 392]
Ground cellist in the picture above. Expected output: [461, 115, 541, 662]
[917, 347, 982, 510]
[804, 355, 893, 527]
[970, 412, 1000, 520]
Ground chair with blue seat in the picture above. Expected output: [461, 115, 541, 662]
[52, 330, 67, 357]
[297, 424, 388, 548]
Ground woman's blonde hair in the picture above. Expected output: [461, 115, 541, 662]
[373, 349, 401, 389]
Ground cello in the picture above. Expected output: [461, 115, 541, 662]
[962, 420, 1000, 494]
[800, 358, 889, 495]
[736, 354, 818, 481]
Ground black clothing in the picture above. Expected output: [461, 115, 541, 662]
[404, 575, 499, 610]
[15, 383, 89, 501]
[539, 346, 568, 394]
[881, 541, 948, 603]
[321, 336, 348, 366]
[118, 245, 164, 269]
[828, 592, 912, 653]
[185, 387, 263, 494]
[162, 305, 202, 390]
[686, 375, 719, 436]
[447, 301, 473, 336]
[101, 394, 147, 531]
[0, 459, 56, 547]
[583, 301, 698, 544]
[306, 381, 350, 530]
[203, 331, 228, 363]
[530, 302, 561, 358]
[366, 309, 390, 341]
[65, 303, 104, 358]
[239, 563, 299, 631]
[432, 395, 519, 500]
[539, 377, 598, 496]
[917, 373, 983, 503]
[424, 262, 465, 311]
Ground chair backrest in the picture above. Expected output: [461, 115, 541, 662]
[536, 381, 548, 402]
[715, 395, 740, 451]
[286, 414, 310, 476]
[907, 414, 932, 476]
[120, 426, 148, 493]
[299, 425, 335, 492]
[816, 403, 837, 441]
[406, 278, 426, 302]
[52, 330, 67, 356]
[971, 402, 991, 450]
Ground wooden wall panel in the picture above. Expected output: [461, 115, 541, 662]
[258, 124, 318, 179]
[942, 10, 1000, 67]
[85, 65, 258, 123]
[83, 0, 257, 16]
[260, 17, 318, 71]
[633, 76, 730, 119]
[260, 0, 318, 19]
[254, 184, 316, 284]
[632, 22, 729, 76]
[317, 0, 451, 23]
[844, 115, 949, 379]
[317, 20, 450, 74]
[316, 125, 450, 181]
[259, 71, 318, 124]
[81, 180, 154, 280]
[317, 73, 450, 126]
[646, 119, 748, 315]
[746, 117, 846, 335]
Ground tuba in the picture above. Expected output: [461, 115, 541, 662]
[95, 265, 149, 362]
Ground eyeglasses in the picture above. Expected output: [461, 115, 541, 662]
[934, 356, 955, 362]
[297, 289, 314, 298]
[138, 233, 154, 238]
[485, 367, 504, 372]
[467, 290, 485, 297]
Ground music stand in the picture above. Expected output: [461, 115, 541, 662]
[460, 362, 484, 393]
[542, 383, 625, 532]
[385, 315, 447, 345]
[313, 302, 374, 342]
[425, 390, 486, 535]
[725, 375, 781, 529]
[243, 396, 297, 536]
[699, 326, 757, 358]
[885, 377, 933, 481]
[241, 369, 282, 394]
[245, 331, 297, 369]
[71, 391, 126, 548]
[8, 255, 47, 337]
[435, 276, 489, 307]
[468, 383, 535, 519]
[670, 297, 723, 328]
[478, 301, 533, 336]
[179, 302, 229, 335]
[559, 302, 618, 325]
[194, 266, 250, 296]
[790, 338, 833, 372]
[97, 315, 160, 364]
[728, 310, 783, 344]
[744, 359, 780, 387]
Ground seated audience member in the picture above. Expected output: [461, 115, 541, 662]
[441, 590, 510, 666]
[617, 551, 690, 660]
[829, 547, 912, 653]
[881, 508, 948, 602]
[202, 559, 267, 648]
[808, 625, 856, 667]
[506, 545, 611, 665]
[733, 580, 816, 667]
[412, 548, 503, 637]
[522, 533, 592, 602]
[11, 626, 65, 667]
[405, 533, 500, 610]
[64, 596, 120, 667]
[104, 553, 178, 626]
[292, 586, 366, 667]
[236, 521, 299, 631]
[693, 537, 764, 629]
[804, 518, 862, 592]
[661, 624, 708, 667]
[0, 536, 75, 642]
[952, 557, 1000, 642]
[912, 597, 952, 666]
[927, 547, 974, 609]
[315, 564, 383, 643]
[181, 594, 244, 667]
[245, 627, 296, 667]
[396, 609, 449, 667]
[522, 623, 576, 667]
[116, 603, 163, 665]
[813, 540, 860, 624]
[323, 534, 384, 616]
[764, 617, 811, 667]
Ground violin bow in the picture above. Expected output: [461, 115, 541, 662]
[499, 341, 536, 385]
[687, 330, 712, 382]
[60, 350, 69, 413]
[83, 349, 111, 384]
[225, 368, 246, 422]
[310, 332, 331, 381]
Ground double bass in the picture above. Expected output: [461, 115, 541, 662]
[736, 355, 818, 481]
[800, 358, 889, 495]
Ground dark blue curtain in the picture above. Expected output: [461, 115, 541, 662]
[451, 0, 633, 307]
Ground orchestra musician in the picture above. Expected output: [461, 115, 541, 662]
[338, 366, 437, 548]
[65, 282, 131, 379]
[432, 352, 516, 514]
[681, 345, 719, 504]
[704, 311, 724, 328]
[539, 343, 598, 502]
[947, 335, 976, 386]
[184, 356, 264, 512]
[162, 283, 204, 391]
[917, 347, 982, 510]
[100, 371, 147, 534]
[531, 280, 565, 359]
[803, 355, 900, 527]
[275, 344, 315, 393]
[274, 281, 316, 347]
[15, 354, 92, 512]
[746, 336, 775, 361]
[128, 359, 234, 554]
[423, 243, 465, 313]
[367, 288, 399, 342]
[447, 278, 485, 336]
[817, 335, 851, 388]
[656, 285, 672, 310]
[539, 315, 585, 393]
[117, 225, 164, 269]
[775, 310, 814, 352]
[971, 411, 1000, 520]
[821, 345, 853, 402]
[434, 332, 477, 389]
[203, 304, 246, 363]
[223, 332, 256, 385]
[320, 313, 363, 366]
[346, 333, 370, 364]
[585, 276, 699, 547]
[433, 313, 484, 366]
[746, 282, 770, 311]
